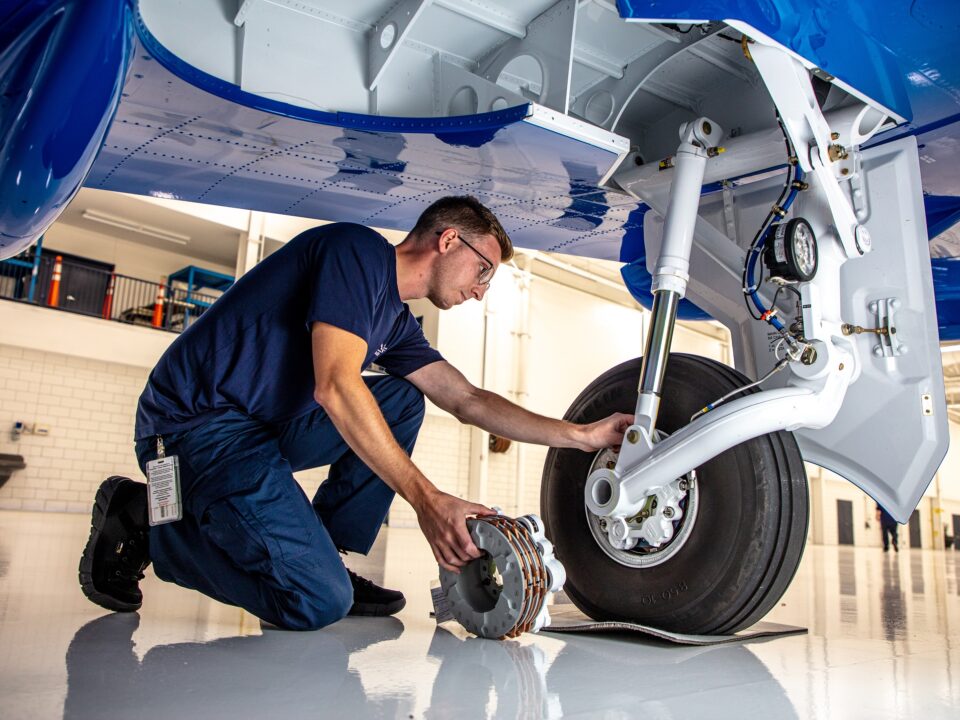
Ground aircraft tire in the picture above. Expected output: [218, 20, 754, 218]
[541, 354, 808, 635]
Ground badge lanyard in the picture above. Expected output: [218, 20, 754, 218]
[145, 436, 182, 525]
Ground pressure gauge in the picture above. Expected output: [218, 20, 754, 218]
[764, 218, 818, 282]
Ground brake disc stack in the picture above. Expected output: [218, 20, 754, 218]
[438, 513, 565, 639]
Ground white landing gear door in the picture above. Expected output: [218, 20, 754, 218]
[792, 136, 946, 522]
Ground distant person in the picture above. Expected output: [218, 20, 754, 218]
[876, 504, 899, 552]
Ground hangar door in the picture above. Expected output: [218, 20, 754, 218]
[837, 500, 854, 546]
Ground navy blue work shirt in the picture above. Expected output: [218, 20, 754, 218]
[877, 503, 897, 527]
[135, 223, 442, 440]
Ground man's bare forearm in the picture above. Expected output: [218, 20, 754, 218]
[455, 387, 582, 448]
[316, 379, 436, 510]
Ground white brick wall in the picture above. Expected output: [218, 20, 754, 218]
[0, 341, 487, 522]
[0, 344, 147, 513]
[0, 249, 738, 540]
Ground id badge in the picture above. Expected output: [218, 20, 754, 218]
[146, 455, 183, 525]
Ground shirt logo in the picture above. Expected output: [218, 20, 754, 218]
[374, 343, 388, 357]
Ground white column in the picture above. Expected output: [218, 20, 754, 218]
[467, 299, 496, 503]
[235, 210, 265, 278]
[512, 256, 533, 514]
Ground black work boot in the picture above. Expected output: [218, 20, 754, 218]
[79, 477, 151, 612]
[345, 568, 406, 617]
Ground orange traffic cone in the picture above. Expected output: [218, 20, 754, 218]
[47, 255, 63, 307]
[151, 277, 166, 327]
[102, 273, 116, 319]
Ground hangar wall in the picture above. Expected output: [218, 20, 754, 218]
[0, 218, 730, 525]
[1, 208, 959, 551]
[40, 223, 236, 282]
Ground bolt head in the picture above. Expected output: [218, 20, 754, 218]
[626, 429, 639, 444]
[801, 346, 818, 365]
[663, 507, 675, 519]
[855, 226, 873, 254]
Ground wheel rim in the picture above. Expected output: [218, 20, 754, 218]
[542, 354, 809, 633]
[583, 445, 700, 568]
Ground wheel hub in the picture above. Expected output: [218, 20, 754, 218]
[584, 446, 699, 568]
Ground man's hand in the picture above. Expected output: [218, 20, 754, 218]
[414, 490, 496, 573]
[571, 412, 635, 452]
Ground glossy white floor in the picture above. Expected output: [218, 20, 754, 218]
[1, 510, 959, 719]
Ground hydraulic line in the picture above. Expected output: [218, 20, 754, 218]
[690, 357, 790, 422]
[741, 118, 807, 335]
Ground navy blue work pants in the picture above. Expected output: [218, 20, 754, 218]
[134, 375, 425, 631]
[881, 522, 899, 551]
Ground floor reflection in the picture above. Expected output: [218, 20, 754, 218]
[837, 547, 859, 627]
[425, 626, 798, 719]
[64, 614, 410, 719]
[880, 556, 907, 642]
[837, 547, 857, 597]
[64, 614, 800, 720]
[3, 513, 960, 718]
[426, 628, 560, 719]
[543, 635, 798, 718]
[951, 553, 960, 596]
[910, 553, 925, 595]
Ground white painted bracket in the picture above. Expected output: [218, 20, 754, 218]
[748, 42, 865, 260]
[234, 0, 255, 27]
[436, 58, 527, 116]
[869, 297, 905, 358]
[367, 0, 433, 91]
[570, 24, 724, 131]
[478, 0, 578, 114]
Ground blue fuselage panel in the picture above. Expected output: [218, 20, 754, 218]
[6, 0, 960, 333]
[0, 0, 132, 255]
[84, 9, 635, 267]
[617, 0, 960, 130]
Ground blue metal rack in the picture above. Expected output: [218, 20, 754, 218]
[0, 235, 44, 302]
[167, 265, 234, 328]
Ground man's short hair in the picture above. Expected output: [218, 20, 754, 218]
[411, 196, 514, 262]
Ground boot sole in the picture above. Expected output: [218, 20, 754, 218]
[78, 476, 143, 612]
[348, 596, 406, 617]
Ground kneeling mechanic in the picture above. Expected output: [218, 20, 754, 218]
[79, 196, 632, 630]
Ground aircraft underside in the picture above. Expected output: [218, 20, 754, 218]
[3, 0, 960, 634]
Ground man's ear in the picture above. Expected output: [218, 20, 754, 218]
[436, 228, 456, 255]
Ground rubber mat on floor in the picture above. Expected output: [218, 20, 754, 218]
[542, 604, 807, 645]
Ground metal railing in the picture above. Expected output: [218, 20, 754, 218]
[0, 254, 220, 333]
